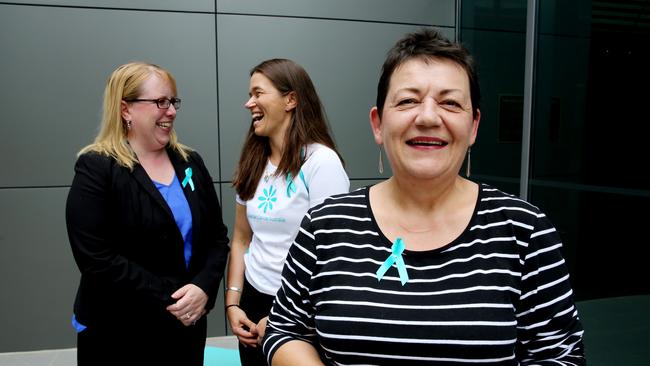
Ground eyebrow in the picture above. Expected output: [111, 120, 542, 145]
[438, 89, 464, 96]
[391, 87, 419, 96]
[141, 95, 173, 100]
[392, 87, 464, 97]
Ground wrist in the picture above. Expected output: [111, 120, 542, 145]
[225, 303, 241, 312]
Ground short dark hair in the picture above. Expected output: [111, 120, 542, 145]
[376, 28, 480, 119]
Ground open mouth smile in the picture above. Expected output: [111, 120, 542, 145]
[156, 121, 172, 129]
[406, 137, 448, 147]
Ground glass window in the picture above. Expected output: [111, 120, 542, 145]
[462, 0, 650, 301]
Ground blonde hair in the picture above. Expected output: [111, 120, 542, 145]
[79, 62, 190, 169]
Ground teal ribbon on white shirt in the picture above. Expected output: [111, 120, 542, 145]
[286, 173, 297, 197]
[376, 238, 409, 285]
[285, 170, 308, 197]
[182, 167, 194, 191]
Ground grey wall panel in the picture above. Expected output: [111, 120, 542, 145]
[219, 184, 237, 241]
[206, 277, 228, 336]
[218, 0, 455, 27]
[3, 1, 214, 12]
[206, 182, 228, 336]
[218, 183, 237, 336]
[217, 14, 454, 182]
[0, 5, 219, 187]
[0, 187, 77, 352]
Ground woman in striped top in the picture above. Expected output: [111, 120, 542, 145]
[262, 29, 585, 365]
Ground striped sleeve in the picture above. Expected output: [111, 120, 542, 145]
[515, 213, 585, 365]
[262, 213, 319, 364]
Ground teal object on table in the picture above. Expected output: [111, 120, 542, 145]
[203, 346, 240, 366]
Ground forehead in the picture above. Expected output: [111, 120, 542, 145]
[388, 58, 470, 94]
[139, 73, 174, 96]
[249, 72, 276, 90]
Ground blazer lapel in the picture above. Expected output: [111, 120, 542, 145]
[131, 162, 174, 219]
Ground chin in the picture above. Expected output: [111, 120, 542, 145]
[402, 166, 447, 180]
[155, 138, 171, 148]
[253, 128, 268, 137]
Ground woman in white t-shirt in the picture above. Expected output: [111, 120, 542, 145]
[226, 58, 349, 366]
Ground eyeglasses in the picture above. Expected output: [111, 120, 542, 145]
[124, 97, 181, 110]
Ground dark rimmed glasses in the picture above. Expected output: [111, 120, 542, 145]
[124, 97, 181, 110]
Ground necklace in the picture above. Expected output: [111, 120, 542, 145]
[263, 167, 276, 182]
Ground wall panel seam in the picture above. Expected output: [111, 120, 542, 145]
[216, 11, 445, 27]
[0, 2, 214, 14]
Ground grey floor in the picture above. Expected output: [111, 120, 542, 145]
[0, 336, 238, 366]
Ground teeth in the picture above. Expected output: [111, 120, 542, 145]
[408, 140, 444, 145]
[157, 122, 172, 128]
[252, 114, 263, 122]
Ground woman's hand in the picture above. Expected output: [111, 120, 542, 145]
[256, 316, 269, 345]
[227, 305, 259, 347]
[166, 284, 208, 326]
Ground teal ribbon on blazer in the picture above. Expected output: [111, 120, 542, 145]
[376, 238, 409, 285]
[182, 167, 195, 191]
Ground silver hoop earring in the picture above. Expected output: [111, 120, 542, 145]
[465, 147, 471, 177]
[378, 146, 384, 174]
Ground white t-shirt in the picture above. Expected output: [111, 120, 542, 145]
[236, 143, 349, 295]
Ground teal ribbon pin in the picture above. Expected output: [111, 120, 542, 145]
[285, 173, 297, 197]
[182, 167, 194, 191]
[376, 238, 409, 285]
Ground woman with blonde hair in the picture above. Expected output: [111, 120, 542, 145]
[66, 62, 229, 365]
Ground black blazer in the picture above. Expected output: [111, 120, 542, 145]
[66, 148, 229, 329]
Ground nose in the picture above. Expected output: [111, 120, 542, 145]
[165, 104, 177, 117]
[414, 98, 442, 127]
[244, 96, 255, 109]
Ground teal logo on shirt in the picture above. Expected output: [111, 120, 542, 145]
[257, 185, 277, 213]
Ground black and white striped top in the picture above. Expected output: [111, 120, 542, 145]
[263, 184, 585, 365]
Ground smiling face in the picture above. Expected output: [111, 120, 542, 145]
[370, 57, 480, 182]
[122, 73, 177, 154]
[244, 72, 295, 144]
